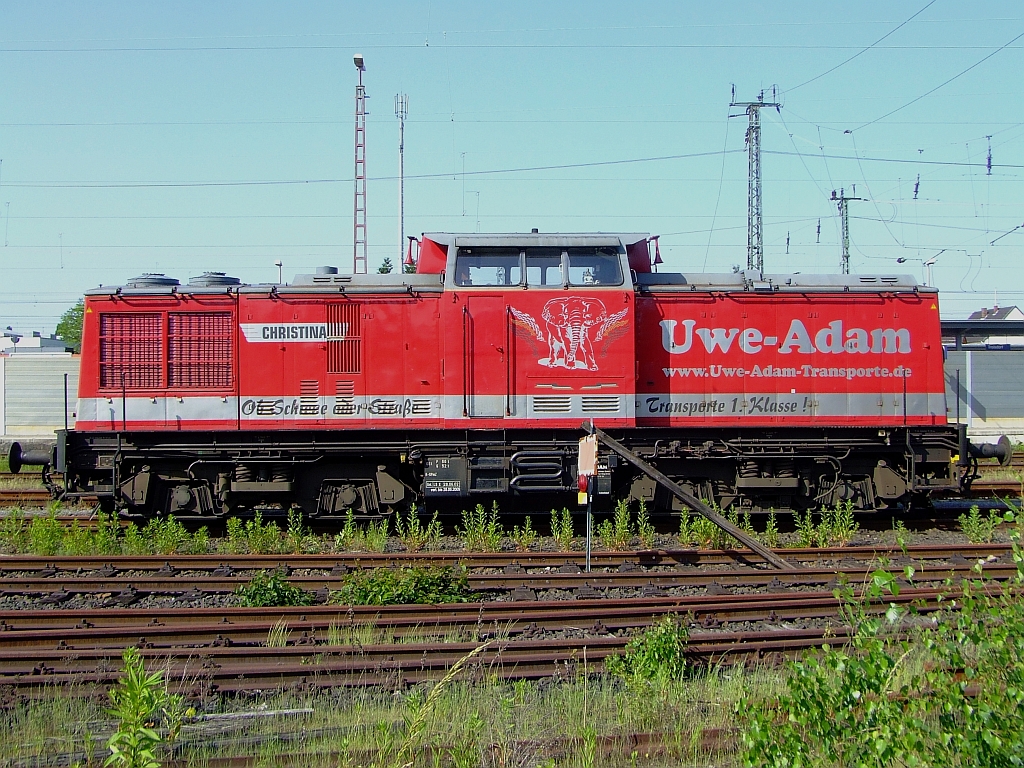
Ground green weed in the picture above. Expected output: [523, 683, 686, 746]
[243, 511, 283, 554]
[510, 516, 537, 551]
[550, 507, 575, 551]
[0, 508, 29, 553]
[958, 504, 1001, 543]
[264, 618, 291, 648]
[605, 615, 689, 684]
[612, 498, 633, 549]
[596, 517, 615, 550]
[819, 500, 859, 546]
[635, 499, 655, 549]
[762, 511, 780, 549]
[222, 516, 247, 554]
[395, 505, 443, 552]
[460, 502, 503, 552]
[235, 571, 314, 607]
[677, 508, 693, 546]
[794, 509, 815, 547]
[333, 508, 359, 551]
[29, 510, 64, 556]
[361, 518, 390, 553]
[332, 565, 472, 605]
[284, 509, 322, 554]
[104, 647, 166, 768]
[892, 517, 910, 550]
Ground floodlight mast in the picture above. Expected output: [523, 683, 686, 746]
[831, 188, 863, 275]
[396, 93, 409, 268]
[353, 54, 368, 274]
[730, 88, 780, 273]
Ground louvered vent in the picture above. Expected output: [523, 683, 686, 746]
[99, 313, 163, 389]
[533, 395, 572, 414]
[168, 312, 232, 388]
[327, 303, 361, 374]
[581, 395, 620, 413]
[299, 380, 320, 416]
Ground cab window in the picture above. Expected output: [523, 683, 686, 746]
[567, 249, 622, 286]
[526, 249, 563, 287]
[454, 252, 522, 286]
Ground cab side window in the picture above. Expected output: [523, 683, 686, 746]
[526, 251, 563, 287]
[454, 253, 522, 286]
[567, 250, 623, 286]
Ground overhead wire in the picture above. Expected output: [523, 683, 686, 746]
[787, 0, 938, 92]
[852, 29, 1024, 131]
[702, 109, 731, 271]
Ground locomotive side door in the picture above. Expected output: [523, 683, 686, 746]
[465, 294, 508, 418]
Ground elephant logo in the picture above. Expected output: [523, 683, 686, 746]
[510, 297, 629, 371]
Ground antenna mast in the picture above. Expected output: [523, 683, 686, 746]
[395, 93, 409, 268]
[831, 187, 863, 275]
[353, 54, 368, 274]
[730, 87, 780, 273]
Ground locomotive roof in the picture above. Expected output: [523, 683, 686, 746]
[84, 231, 931, 296]
[422, 232, 649, 247]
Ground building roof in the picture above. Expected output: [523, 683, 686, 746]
[967, 305, 1024, 321]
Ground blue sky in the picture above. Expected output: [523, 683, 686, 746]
[1, 0, 1023, 330]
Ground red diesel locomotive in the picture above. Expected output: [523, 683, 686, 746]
[36, 232, 977, 517]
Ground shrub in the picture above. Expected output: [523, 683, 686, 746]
[550, 507, 575, 551]
[737, 541, 1024, 768]
[460, 502, 503, 552]
[235, 571, 313, 607]
[605, 615, 689, 683]
[332, 565, 472, 605]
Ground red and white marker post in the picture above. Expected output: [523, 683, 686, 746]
[578, 432, 598, 572]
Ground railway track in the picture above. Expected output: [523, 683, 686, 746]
[1, 559, 1014, 602]
[0, 582, 970, 695]
[0, 542, 1010, 572]
[0, 540, 1014, 698]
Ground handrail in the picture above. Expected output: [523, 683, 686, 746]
[505, 305, 512, 416]
[462, 305, 469, 417]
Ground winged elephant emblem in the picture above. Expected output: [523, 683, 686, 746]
[509, 297, 628, 371]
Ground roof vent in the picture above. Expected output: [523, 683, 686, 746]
[316, 266, 339, 275]
[125, 273, 180, 288]
[188, 271, 241, 287]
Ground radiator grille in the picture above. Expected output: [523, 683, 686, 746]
[168, 312, 233, 388]
[99, 313, 163, 389]
[581, 395, 620, 413]
[327, 303, 361, 374]
[532, 395, 572, 414]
